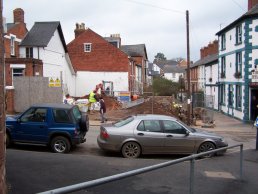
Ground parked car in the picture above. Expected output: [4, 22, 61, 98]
[97, 114, 228, 158]
[6, 103, 89, 153]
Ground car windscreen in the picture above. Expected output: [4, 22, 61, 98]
[114, 116, 134, 127]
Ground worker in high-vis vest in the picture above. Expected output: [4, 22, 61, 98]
[88, 90, 97, 113]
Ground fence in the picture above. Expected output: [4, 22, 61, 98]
[192, 93, 215, 124]
[13, 77, 62, 112]
[39, 144, 243, 194]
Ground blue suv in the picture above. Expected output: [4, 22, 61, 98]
[6, 103, 89, 153]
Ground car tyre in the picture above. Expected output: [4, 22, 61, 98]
[51, 136, 71, 153]
[121, 141, 141, 158]
[197, 142, 216, 158]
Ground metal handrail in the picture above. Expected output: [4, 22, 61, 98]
[38, 144, 243, 194]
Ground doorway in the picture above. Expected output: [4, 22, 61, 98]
[250, 89, 258, 121]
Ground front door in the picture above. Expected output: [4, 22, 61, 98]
[251, 89, 258, 121]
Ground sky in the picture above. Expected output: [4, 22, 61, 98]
[3, 0, 248, 62]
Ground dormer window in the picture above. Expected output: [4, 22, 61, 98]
[10, 35, 15, 56]
[84, 43, 92, 52]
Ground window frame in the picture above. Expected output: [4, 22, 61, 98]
[10, 35, 15, 56]
[84, 43, 92, 52]
[221, 34, 226, 50]
[228, 84, 233, 107]
[137, 120, 162, 133]
[162, 120, 187, 134]
[235, 85, 242, 110]
[221, 56, 226, 78]
[26, 47, 33, 58]
[20, 107, 47, 123]
[235, 52, 242, 76]
[236, 24, 242, 45]
[220, 84, 226, 104]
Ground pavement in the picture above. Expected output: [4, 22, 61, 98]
[89, 111, 258, 194]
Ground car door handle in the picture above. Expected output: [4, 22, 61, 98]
[137, 133, 144, 136]
[166, 135, 173, 137]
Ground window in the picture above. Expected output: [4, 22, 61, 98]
[114, 116, 134, 127]
[235, 52, 242, 77]
[162, 120, 186, 134]
[12, 68, 24, 77]
[10, 35, 15, 56]
[236, 85, 242, 109]
[26, 47, 33, 58]
[53, 109, 71, 123]
[220, 84, 225, 104]
[221, 34, 226, 50]
[221, 56, 226, 78]
[228, 85, 233, 107]
[21, 108, 47, 122]
[236, 25, 242, 44]
[137, 120, 162, 132]
[84, 43, 92, 52]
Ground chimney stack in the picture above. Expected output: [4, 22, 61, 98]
[248, 0, 258, 10]
[13, 8, 24, 24]
[74, 23, 86, 38]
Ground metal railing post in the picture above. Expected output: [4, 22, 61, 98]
[190, 158, 195, 194]
[240, 144, 243, 180]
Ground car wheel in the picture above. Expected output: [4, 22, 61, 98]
[80, 113, 89, 132]
[121, 142, 141, 158]
[197, 142, 216, 158]
[6, 133, 11, 148]
[51, 136, 71, 153]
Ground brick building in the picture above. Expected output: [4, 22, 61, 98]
[4, 8, 43, 113]
[67, 23, 147, 96]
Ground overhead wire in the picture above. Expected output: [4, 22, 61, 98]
[231, 0, 245, 11]
[124, 0, 185, 14]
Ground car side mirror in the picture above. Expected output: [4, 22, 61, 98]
[185, 130, 190, 136]
[17, 118, 21, 123]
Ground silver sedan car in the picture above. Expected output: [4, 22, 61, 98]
[97, 114, 228, 158]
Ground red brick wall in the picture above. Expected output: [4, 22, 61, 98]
[5, 23, 27, 58]
[249, 0, 258, 10]
[5, 58, 43, 86]
[6, 89, 14, 114]
[67, 28, 129, 72]
[200, 40, 218, 59]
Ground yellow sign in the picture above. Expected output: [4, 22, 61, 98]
[49, 77, 61, 87]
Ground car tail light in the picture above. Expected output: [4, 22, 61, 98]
[100, 129, 109, 139]
[74, 128, 79, 135]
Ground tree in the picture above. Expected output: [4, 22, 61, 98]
[152, 77, 179, 96]
[154, 52, 166, 61]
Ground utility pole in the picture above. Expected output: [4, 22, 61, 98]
[186, 10, 191, 125]
[0, 0, 6, 193]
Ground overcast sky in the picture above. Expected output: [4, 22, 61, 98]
[3, 0, 247, 62]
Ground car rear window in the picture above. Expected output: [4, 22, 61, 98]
[53, 109, 72, 123]
[114, 116, 134, 127]
[71, 106, 82, 122]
